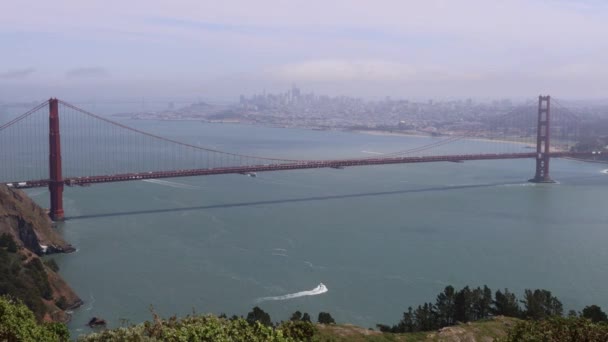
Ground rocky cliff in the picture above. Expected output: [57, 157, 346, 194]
[0, 184, 82, 322]
[0, 185, 74, 254]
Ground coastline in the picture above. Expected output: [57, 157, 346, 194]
[121, 115, 541, 150]
[562, 157, 608, 165]
[0, 185, 83, 323]
[350, 128, 538, 149]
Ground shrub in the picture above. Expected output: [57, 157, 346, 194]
[0, 296, 69, 342]
[501, 316, 608, 342]
[79, 314, 298, 342]
[44, 259, 60, 272]
[0, 233, 17, 253]
[318, 312, 335, 324]
[279, 320, 316, 341]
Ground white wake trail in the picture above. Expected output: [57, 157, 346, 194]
[142, 179, 200, 189]
[602, 169, 608, 174]
[256, 283, 328, 303]
[26, 190, 46, 197]
[85, 293, 95, 311]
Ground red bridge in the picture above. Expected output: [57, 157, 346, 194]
[0, 96, 599, 221]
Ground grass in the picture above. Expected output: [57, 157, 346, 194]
[314, 316, 519, 342]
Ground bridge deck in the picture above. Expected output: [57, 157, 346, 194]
[5, 152, 595, 189]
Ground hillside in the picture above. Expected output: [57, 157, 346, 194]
[0, 184, 82, 322]
[74, 314, 517, 342]
[0, 185, 75, 254]
[315, 316, 517, 341]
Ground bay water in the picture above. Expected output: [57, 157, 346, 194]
[15, 119, 608, 336]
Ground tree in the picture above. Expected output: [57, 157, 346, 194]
[454, 286, 474, 323]
[435, 286, 456, 327]
[302, 312, 311, 322]
[494, 288, 520, 317]
[0, 234, 17, 253]
[473, 285, 493, 320]
[246, 306, 272, 327]
[397, 307, 415, 333]
[522, 289, 563, 320]
[414, 303, 438, 331]
[290, 311, 302, 321]
[582, 305, 608, 323]
[317, 312, 335, 324]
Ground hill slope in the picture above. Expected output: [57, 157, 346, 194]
[0, 185, 82, 322]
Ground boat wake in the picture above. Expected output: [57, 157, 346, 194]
[85, 293, 95, 311]
[26, 190, 46, 197]
[142, 179, 201, 189]
[256, 283, 328, 303]
[602, 169, 608, 174]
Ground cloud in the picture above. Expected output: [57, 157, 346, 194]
[1, 1, 607, 98]
[0, 68, 35, 79]
[66, 67, 109, 78]
[545, 63, 608, 79]
[270, 60, 483, 83]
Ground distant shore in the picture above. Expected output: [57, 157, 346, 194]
[121, 115, 556, 151]
[350, 128, 538, 149]
[563, 157, 608, 165]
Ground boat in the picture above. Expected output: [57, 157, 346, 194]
[239, 172, 257, 177]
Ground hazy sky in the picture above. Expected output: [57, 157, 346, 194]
[1, 0, 607, 101]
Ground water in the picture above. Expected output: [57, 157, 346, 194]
[13, 121, 607, 336]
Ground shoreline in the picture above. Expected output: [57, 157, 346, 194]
[350, 129, 538, 149]
[563, 156, 608, 165]
[122, 115, 541, 150]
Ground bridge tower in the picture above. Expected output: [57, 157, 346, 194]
[48, 98, 65, 221]
[529, 95, 555, 183]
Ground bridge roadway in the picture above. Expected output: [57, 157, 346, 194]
[5, 152, 597, 189]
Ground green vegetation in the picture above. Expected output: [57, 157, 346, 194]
[246, 306, 273, 327]
[75, 306, 317, 342]
[376, 285, 564, 334]
[0, 233, 18, 253]
[0, 296, 69, 342]
[3, 295, 608, 342]
[582, 305, 608, 323]
[44, 258, 60, 272]
[500, 316, 608, 341]
[521, 289, 563, 320]
[0, 234, 55, 321]
[318, 312, 336, 324]
[315, 317, 516, 341]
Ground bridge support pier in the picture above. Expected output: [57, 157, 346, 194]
[48, 98, 65, 221]
[529, 95, 555, 183]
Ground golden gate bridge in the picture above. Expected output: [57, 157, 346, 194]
[0, 96, 599, 221]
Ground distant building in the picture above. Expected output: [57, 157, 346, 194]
[291, 85, 301, 100]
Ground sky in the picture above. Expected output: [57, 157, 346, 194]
[1, 0, 607, 101]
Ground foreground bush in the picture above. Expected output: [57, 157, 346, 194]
[79, 313, 312, 342]
[0, 296, 69, 342]
[501, 316, 608, 342]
